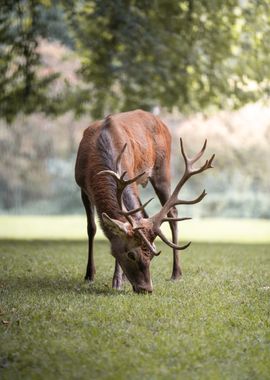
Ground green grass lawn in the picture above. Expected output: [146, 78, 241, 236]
[0, 240, 270, 379]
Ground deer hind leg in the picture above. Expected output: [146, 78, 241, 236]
[112, 260, 126, 290]
[81, 190, 96, 281]
[150, 178, 182, 280]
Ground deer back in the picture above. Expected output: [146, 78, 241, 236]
[75, 110, 171, 220]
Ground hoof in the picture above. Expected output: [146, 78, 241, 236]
[85, 275, 95, 282]
[170, 273, 182, 281]
[112, 277, 123, 290]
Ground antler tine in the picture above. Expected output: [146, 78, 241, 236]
[119, 197, 154, 217]
[97, 169, 145, 189]
[209, 153, 215, 168]
[154, 217, 192, 251]
[161, 217, 192, 224]
[123, 171, 146, 186]
[156, 228, 191, 250]
[181, 138, 215, 176]
[189, 139, 207, 165]
[136, 229, 161, 256]
[180, 190, 207, 205]
[97, 170, 120, 180]
[128, 226, 160, 256]
[180, 137, 188, 166]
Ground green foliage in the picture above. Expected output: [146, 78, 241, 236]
[66, 0, 270, 117]
[1, 1, 270, 120]
[0, 0, 73, 122]
[1, 241, 270, 379]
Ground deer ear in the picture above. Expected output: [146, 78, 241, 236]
[102, 213, 131, 238]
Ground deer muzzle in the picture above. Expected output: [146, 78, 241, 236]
[132, 279, 153, 294]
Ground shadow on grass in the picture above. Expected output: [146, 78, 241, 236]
[3, 275, 131, 297]
[0, 240, 137, 296]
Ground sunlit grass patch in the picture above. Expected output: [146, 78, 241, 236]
[0, 216, 270, 243]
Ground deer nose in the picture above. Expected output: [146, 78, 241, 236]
[132, 284, 153, 294]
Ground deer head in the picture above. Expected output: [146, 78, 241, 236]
[98, 139, 215, 293]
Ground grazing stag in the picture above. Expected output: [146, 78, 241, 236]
[75, 110, 214, 293]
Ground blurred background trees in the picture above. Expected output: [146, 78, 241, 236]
[0, 0, 270, 217]
[65, 0, 270, 117]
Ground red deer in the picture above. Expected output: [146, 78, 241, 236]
[75, 110, 214, 293]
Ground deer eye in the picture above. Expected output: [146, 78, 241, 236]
[128, 251, 136, 261]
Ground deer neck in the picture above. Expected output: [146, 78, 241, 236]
[93, 176, 142, 228]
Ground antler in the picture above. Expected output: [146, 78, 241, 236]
[98, 138, 214, 255]
[97, 144, 160, 256]
[151, 138, 215, 249]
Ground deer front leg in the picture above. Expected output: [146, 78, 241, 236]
[112, 260, 126, 289]
[150, 179, 182, 280]
[81, 190, 96, 281]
